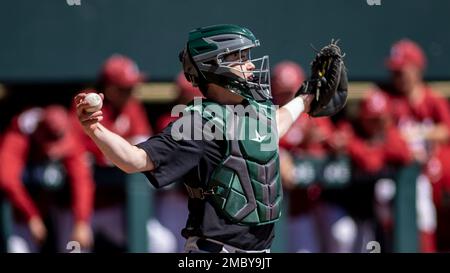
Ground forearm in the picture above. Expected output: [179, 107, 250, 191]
[276, 108, 295, 138]
[276, 97, 306, 138]
[86, 123, 153, 173]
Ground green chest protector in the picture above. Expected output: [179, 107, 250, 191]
[184, 99, 282, 226]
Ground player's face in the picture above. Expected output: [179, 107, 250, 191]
[361, 116, 388, 136]
[105, 85, 133, 110]
[222, 49, 256, 80]
[392, 65, 422, 94]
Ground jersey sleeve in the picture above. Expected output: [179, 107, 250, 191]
[383, 126, 413, 165]
[0, 120, 40, 221]
[62, 135, 95, 223]
[337, 122, 384, 173]
[136, 112, 208, 188]
[347, 136, 385, 173]
[431, 93, 450, 130]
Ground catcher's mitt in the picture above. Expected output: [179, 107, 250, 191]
[297, 39, 348, 117]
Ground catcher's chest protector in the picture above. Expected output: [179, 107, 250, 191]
[186, 99, 282, 226]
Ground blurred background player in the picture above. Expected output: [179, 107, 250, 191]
[153, 72, 203, 252]
[325, 90, 412, 252]
[383, 39, 450, 252]
[271, 61, 306, 107]
[154, 72, 204, 132]
[0, 105, 94, 252]
[279, 112, 336, 252]
[274, 62, 413, 252]
[73, 54, 175, 252]
[272, 61, 336, 252]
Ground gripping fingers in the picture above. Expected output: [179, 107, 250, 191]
[76, 101, 92, 115]
[75, 92, 104, 115]
[80, 110, 103, 123]
[81, 116, 103, 127]
[74, 93, 87, 104]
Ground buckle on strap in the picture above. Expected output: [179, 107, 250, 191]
[184, 184, 216, 200]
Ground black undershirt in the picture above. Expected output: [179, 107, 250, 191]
[136, 111, 274, 250]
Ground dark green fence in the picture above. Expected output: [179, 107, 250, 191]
[1, 0, 449, 82]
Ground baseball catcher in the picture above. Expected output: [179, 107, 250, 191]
[74, 24, 347, 253]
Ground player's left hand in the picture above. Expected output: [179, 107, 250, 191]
[297, 39, 348, 117]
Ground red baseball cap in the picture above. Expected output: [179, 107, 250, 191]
[271, 61, 305, 106]
[386, 39, 426, 71]
[101, 54, 146, 88]
[32, 105, 70, 153]
[41, 105, 69, 138]
[360, 90, 391, 119]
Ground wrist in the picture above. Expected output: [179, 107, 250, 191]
[27, 211, 41, 223]
[74, 221, 90, 227]
[283, 96, 305, 121]
[28, 215, 41, 223]
[84, 123, 102, 138]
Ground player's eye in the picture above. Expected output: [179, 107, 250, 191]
[223, 52, 239, 62]
[240, 50, 250, 62]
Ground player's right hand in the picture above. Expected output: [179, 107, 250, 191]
[28, 216, 47, 245]
[71, 221, 93, 250]
[74, 92, 104, 134]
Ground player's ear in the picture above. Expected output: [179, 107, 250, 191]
[178, 50, 185, 62]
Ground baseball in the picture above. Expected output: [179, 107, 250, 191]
[84, 93, 103, 112]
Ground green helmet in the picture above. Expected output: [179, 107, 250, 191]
[179, 24, 271, 101]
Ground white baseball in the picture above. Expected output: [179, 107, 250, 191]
[84, 93, 103, 112]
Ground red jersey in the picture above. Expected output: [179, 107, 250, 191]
[0, 108, 94, 222]
[388, 87, 450, 206]
[279, 114, 334, 157]
[337, 121, 412, 173]
[389, 86, 450, 159]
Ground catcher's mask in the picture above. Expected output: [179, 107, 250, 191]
[179, 24, 271, 102]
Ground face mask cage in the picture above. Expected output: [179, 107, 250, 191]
[217, 46, 272, 100]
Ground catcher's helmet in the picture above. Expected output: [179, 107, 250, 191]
[179, 24, 271, 101]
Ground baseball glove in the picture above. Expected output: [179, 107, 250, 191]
[297, 39, 348, 117]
